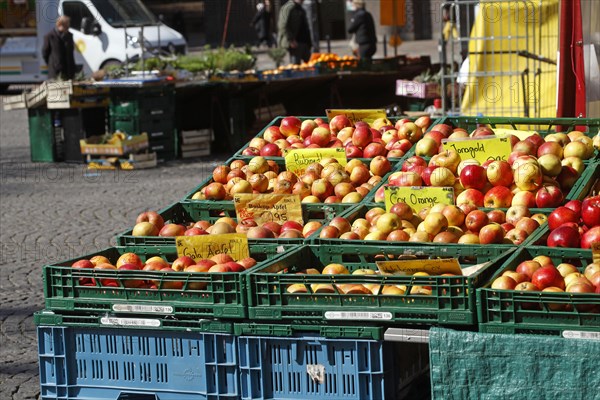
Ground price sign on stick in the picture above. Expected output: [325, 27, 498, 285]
[284, 148, 347, 176]
[234, 193, 303, 225]
[176, 234, 249, 262]
[442, 136, 512, 163]
[385, 186, 454, 212]
[325, 109, 387, 125]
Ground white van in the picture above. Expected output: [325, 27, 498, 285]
[0, 0, 186, 88]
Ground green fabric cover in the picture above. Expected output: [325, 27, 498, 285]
[429, 327, 600, 400]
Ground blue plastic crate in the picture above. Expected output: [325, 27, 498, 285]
[237, 334, 428, 400]
[37, 326, 238, 400]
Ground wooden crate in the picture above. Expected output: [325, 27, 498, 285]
[2, 93, 27, 110]
[46, 81, 109, 109]
[180, 129, 212, 158]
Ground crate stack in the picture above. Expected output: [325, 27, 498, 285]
[36, 114, 600, 399]
[109, 84, 178, 163]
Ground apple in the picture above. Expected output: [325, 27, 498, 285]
[531, 265, 563, 290]
[502, 271, 529, 284]
[116, 263, 145, 288]
[537, 141, 564, 158]
[581, 226, 600, 249]
[465, 210, 489, 233]
[512, 140, 537, 155]
[563, 140, 591, 159]
[479, 224, 505, 244]
[556, 263, 579, 278]
[322, 263, 350, 275]
[505, 228, 528, 245]
[430, 124, 453, 137]
[260, 143, 281, 157]
[351, 125, 373, 148]
[136, 211, 165, 231]
[414, 137, 438, 157]
[246, 226, 276, 239]
[279, 116, 302, 137]
[537, 154, 562, 177]
[132, 222, 159, 236]
[505, 205, 531, 225]
[456, 189, 484, 207]
[548, 206, 579, 230]
[486, 209, 506, 224]
[513, 162, 542, 191]
[204, 182, 227, 200]
[376, 213, 402, 235]
[581, 195, 600, 229]
[459, 165, 487, 190]
[429, 167, 455, 187]
[370, 156, 391, 176]
[471, 126, 495, 137]
[397, 122, 423, 143]
[389, 171, 422, 187]
[547, 225, 581, 248]
[511, 190, 536, 208]
[491, 276, 517, 290]
[483, 186, 513, 208]
[116, 253, 143, 269]
[329, 115, 352, 134]
[535, 185, 564, 208]
[515, 217, 540, 235]
[363, 142, 386, 158]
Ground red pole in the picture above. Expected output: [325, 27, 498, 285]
[556, 0, 587, 129]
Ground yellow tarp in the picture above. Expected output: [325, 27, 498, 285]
[461, 1, 559, 117]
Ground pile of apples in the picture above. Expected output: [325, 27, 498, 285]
[491, 256, 600, 310]
[189, 156, 392, 204]
[318, 203, 544, 245]
[70, 252, 258, 290]
[239, 115, 432, 159]
[286, 263, 448, 296]
[133, 210, 323, 240]
[542, 195, 600, 248]
[371, 124, 596, 209]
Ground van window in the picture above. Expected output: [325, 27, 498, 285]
[62, 1, 94, 31]
[91, 0, 156, 27]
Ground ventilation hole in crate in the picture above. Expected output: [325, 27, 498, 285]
[139, 337, 149, 356]
[307, 344, 318, 365]
[124, 361, 135, 381]
[123, 336, 133, 355]
[173, 338, 183, 357]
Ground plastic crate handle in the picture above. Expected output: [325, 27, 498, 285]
[117, 392, 158, 400]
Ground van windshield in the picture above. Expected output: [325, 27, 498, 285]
[91, 0, 157, 27]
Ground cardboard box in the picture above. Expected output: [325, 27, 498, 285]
[396, 80, 441, 99]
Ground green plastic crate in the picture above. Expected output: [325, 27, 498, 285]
[434, 116, 600, 138]
[311, 203, 549, 249]
[28, 108, 59, 162]
[233, 322, 384, 340]
[232, 115, 424, 163]
[247, 244, 515, 326]
[116, 201, 330, 250]
[180, 157, 387, 218]
[43, 244, 297, 320]
[569, 160, 599, 200]
[477, 247, 600, 336]
[34, 310, 234, 333]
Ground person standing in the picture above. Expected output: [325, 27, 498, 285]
[42, 16, 76, 80]
[277, 0, 312, 64]
[347, 0, 377, 61]
[302, 0, 320, 53]
[252, 1, 274, 47]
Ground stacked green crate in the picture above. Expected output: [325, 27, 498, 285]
[109, 85, 177, 162]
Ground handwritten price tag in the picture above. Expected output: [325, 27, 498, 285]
[376, 259, 463, 276]
[442, 136, 512, 163]
[234, 193, 303, 225]
[384, 186, 454, 213]
[325, 109, 387, 125]
[284, 148, 347, 176]
[176, 234, 249, 262]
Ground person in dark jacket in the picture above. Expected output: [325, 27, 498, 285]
[277, 0, 312, 64]
[347, 0, 377, 61]
[42, 16, 76, 80]
[252, 1, 274, 47]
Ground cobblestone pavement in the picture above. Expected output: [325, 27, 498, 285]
[0, 104, 226, 399]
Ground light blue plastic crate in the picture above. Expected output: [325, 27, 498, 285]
[237, 334, 429, 400]
[37, 326, 238, 400]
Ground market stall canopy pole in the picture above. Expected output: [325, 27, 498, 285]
[557, 0, 587, 125]
[221, 0, 233, 47]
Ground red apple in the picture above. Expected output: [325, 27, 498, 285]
[263, 125, 284, 143]
[535, 185, 564, 208]
[581, 226, 600, 249]
[556, 165, 580, 192]
[402, 156, 427, 172]
[548, 206, 579, 230]
[310, 126, 332, 147]
[483, 186, 513, 208]
[581, 195, 600, 229]
[460, 165, 487, 190]
[547, 225, 581, 248]
[491, 276, 517, 290]
[329, 115, 352, 134]
[465, 210, 489, 233]
[456, 189, 485, 208]
[479, 224, 505, 244]
[345, 144, 364, 158]
[363, 142, 386, 158]
[260, 143, 281, 157]
[159, 224, 186, 237]
[118, 263, 145, 288]
[564, 199, 582, 218]
[516, 260, 542, 279]
[531, 266, 563, 290]
[352, 125, 373, 148]
[136, 211, 165, 231]
[279, 116, 302, 137]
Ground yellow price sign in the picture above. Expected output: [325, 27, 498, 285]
[376, 259, 463, 276]
[325, 109, 387, 125]
[493, 128, 539, 141]
[284, 148, 347, 176]
[384, 186, 454, 213]
[442, 136, 512, 164]
[176, 234, 249, 262]
[234, 193, 303, 225]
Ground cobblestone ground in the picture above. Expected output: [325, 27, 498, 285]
[0, 103, 226, 399]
